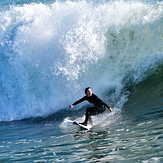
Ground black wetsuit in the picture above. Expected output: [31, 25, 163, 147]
[72, 93, 110, 125]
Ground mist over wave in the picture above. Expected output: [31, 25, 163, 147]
[0, 0, 163, 121]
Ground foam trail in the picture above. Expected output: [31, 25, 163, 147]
[0, 1, 163, 121]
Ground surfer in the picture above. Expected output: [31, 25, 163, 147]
[69, 87, 113, 126]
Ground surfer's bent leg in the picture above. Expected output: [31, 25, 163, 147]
[83, 105, 106, 125]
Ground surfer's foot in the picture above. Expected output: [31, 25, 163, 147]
[79, 122, 87, 126]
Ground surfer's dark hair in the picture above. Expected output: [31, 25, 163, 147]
[85, 87, 91, 94]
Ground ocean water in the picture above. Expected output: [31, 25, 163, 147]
[0, 0, 163, 162]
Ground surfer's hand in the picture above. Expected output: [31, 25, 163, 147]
[69, 105, 74, 109]
[109, 108, 113, 112]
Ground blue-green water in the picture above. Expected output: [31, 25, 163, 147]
[0, 0, 163, 162]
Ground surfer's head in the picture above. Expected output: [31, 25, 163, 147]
[85, 87, 92, 97]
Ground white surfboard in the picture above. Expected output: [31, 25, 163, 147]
[73, 121, 92, 130]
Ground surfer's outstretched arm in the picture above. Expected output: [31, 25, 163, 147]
[108, 107, 113, 112]
[69, 96, 87, 109]
[69, 105, 74, 109]
[103, 102, 113, 112]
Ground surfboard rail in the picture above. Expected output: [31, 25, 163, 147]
[73, 121, 92, 130]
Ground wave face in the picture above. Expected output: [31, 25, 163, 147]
[0, 0, 163, 121]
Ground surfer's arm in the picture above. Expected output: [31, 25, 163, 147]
[103, 102, 113, 112]
[96, 95, 113, 112]
[69, 96, 87, 109]
[69, 105, 74, 109]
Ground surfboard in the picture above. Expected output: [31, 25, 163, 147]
[73, 121, 92, 130]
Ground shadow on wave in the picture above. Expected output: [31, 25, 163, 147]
[122, 66, 163, 122]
